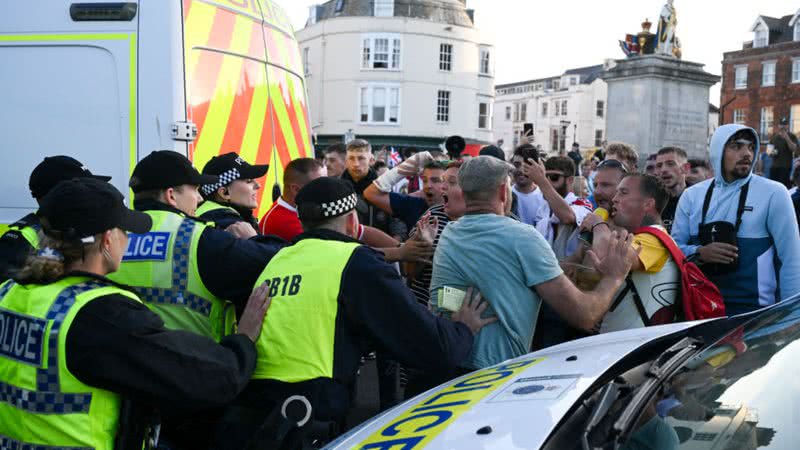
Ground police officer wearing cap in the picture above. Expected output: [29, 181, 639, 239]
[109, 150, 285, 342]
[196, 152, 269, 232]
[214, 177, 495, 449]
[0, 178, 269, 450]
[0, 156, 111, 282]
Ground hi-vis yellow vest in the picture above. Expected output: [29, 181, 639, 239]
[252, 239, 361, 382]
[4, 214, 40, 249]
[195, 199, 238, 219]
[0, 277, 140, 449]
[109, 210, 234, 341]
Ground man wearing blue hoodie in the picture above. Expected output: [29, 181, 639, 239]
[672, 124, 800, 315]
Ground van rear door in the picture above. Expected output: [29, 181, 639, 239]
[0, 2, 139, 223]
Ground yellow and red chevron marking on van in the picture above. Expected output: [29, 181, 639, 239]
[182, 0, 313, 217]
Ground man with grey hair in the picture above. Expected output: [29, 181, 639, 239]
[430, 156, 638, 370]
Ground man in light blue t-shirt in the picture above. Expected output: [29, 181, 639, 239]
[431, 156, 638, 370]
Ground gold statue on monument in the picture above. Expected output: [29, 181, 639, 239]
[656, 0, 682, 58]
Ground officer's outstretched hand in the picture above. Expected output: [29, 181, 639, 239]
[451, 287, 498, 336]
[238, 282, 272, 342]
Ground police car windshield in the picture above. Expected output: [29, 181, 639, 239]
[618, 296, 800, 450]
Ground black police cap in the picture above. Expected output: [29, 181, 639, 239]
[296, 177, 358, 222]
[29, 156, 111, 200]
[39, 178, 151, 241]
[130, 150, 218, 193]
[200, 152, 269, 197]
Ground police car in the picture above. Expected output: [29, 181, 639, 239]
[325, 295, 800, 449]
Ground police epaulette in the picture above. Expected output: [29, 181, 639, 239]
[10, 213, 40, 229]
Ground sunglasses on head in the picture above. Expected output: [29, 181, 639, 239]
[597, 159, 628, 173]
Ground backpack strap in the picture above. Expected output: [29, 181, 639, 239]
[734, 181, 751, 233]
[634, 226, 686, 266]
[609, 278, 650, 327]
[629, 281, 651, 327]
[700, 180, 750, 231]
[700, 183, 714, 226]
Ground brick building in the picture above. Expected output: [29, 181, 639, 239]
[721, 11, 800, 144]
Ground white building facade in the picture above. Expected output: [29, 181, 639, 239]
[298, 0, 494, 153]
[494, 65, 608, 156]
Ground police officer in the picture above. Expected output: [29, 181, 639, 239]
[0, 178, 269, 449]
[214, 177, 495, 449]
[196, 152, 268, 233]
[0, 156, 110, 281]
[109, 150, 285, 342]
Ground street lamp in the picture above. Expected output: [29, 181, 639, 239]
[573, 123, 578, 145]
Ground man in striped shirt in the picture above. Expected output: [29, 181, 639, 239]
[408, 161, 466, 307]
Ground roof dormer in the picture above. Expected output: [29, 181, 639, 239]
[789, 9, 800, 41]
[750, 17, 770, 48]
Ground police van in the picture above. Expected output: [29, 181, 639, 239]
[0, 0, 313, 230]
[326, 295, 800, 450]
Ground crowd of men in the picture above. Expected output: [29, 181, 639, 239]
[1, 120, 800, 449]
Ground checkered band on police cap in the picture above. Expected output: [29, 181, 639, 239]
[322, 193, 357, 218]
[296, 177, 358, 222]
[201, 168, 240, 196]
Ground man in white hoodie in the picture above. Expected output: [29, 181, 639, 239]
[672, 124, 800, 315]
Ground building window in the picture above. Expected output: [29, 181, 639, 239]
[478, 103, 490, 129]
[513, 102, 527, 122]
[308, 5, 319, 25]
[793, 59, 800, 83]
[792, 105, 800, 133]
[595, 130, 603, 147]
[760, 106, 774, 138]
[505, 106, 511, 121]
[754, 24, 768, 48]
[361, 35, 401, 70]
[359, 84, 400, 124]
[762, 61, 776, 87]
[735, 65, 748, 89]
[569, 76, 578, 86]
[437, 90, 450, 122]
[553, 79, 560, 90]
[596, 100, 604, 118]
[541, 102, 548, 117]
[334, 0, 345, 13]
[374, 0, 393, 17]
[733, 109, 746, 125]
[439, 43, 452, 71]
[795, 22, 800, 41]
[480, 49, 491, 75]
[554, 101, 560, 116]
[302, 47, 310, 75]
[561, 100, 568, 116]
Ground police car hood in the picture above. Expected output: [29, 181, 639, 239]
[325, 322, 697, 450]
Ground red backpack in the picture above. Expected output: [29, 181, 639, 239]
[634, 226, 725, 322]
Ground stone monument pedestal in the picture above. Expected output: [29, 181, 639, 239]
[601, 55, 720, 163]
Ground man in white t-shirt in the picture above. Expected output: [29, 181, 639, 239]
[511, 144, 546, 226]
[526, 156, 593, 258]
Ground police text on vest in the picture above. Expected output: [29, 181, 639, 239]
[0, 310, 46, 366]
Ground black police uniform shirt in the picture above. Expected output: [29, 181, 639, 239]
[0, 213, 40, 282]
[12, 271, 257, 418]
[228, 229, 474, 423]
[196, 201, 260, 233]
[134, 200, 286, 310]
